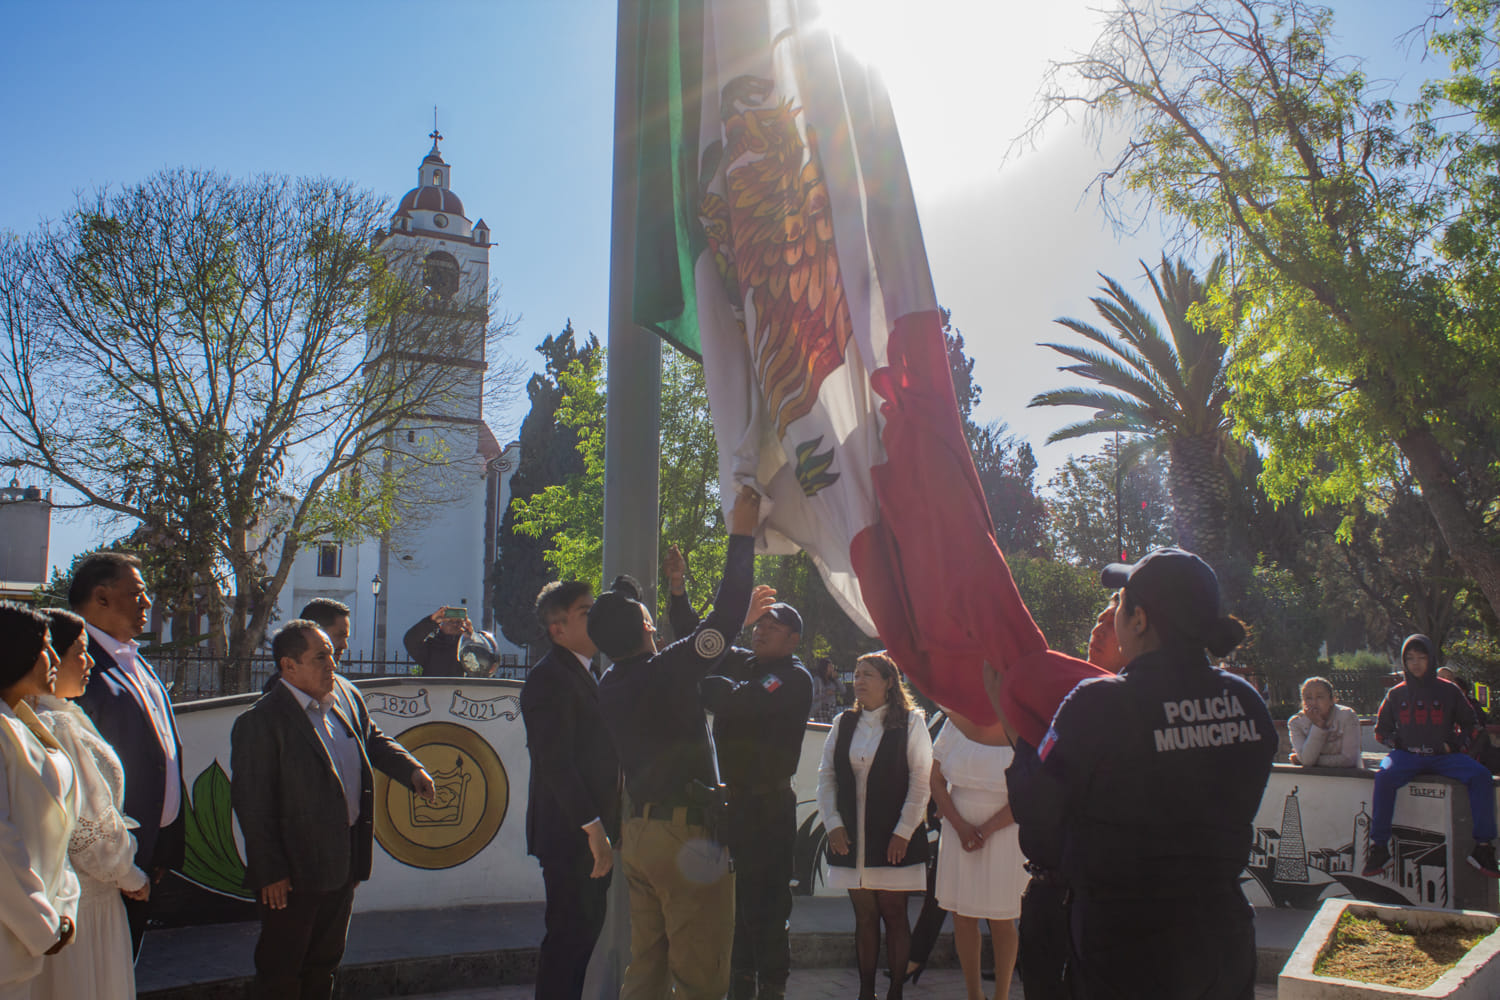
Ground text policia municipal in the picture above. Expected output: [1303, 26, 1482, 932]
[1154, 693, 1264, 752]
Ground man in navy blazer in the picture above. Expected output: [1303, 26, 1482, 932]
[521, 580, 620, 1000]
[70, 552, 186, 957]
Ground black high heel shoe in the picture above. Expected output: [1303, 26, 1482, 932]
[884, 962, 925, 985]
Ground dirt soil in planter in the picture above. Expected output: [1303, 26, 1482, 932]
[1314, 912, 1492, 989]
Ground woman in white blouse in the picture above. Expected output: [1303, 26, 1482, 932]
[817, 652, 932, 1000]
[33, 609, 148, 1000]
[1287, 676, 1362, 768]
[0, 603, 80, 1000]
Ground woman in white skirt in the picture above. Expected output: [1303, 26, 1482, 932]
[33, 609, 147, 1000]
[818, 653, 932, 1000]
[930, 711, 1027, 1000]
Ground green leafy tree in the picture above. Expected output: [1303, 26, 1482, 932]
[1026, 0, 1500, 621]
[1045, 442, 1174, 567]
[1317, 476, 1487, 658]
[659, 350, 729, 594]
[510, 350, 607, 588]
[1030, 255, 1235, 577]
[510, 347, 729, 608]
[491, 323, 597, 649]
[1236, 561, 1328, 715]
[0, 169, 517, 691]
[1007, 555, 1103, 658]
[946, 317, 1049, 554]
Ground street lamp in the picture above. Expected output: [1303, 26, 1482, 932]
[371, 573, 382, 662]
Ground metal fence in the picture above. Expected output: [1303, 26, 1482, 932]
[155, 651, 527, 702]
[1321, 669, 1399, 716]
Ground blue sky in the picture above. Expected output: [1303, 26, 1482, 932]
[2, 0, 1429, 571]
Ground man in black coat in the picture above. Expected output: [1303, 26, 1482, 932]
[403, 606, 474, 677]
[666, 548, 811, 1000]
[70, 552, 186, 957]
[520, 580, 620, 1000]
[594, 487, 760, 1000]
[231, 621, 435, 1000]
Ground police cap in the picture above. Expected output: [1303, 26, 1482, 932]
[587, 589, 648, 660]
[1101, 547, 1220, 636]
[759, 602, 802, 634]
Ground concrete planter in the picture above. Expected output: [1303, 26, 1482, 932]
[1279, 898, 1500, 998]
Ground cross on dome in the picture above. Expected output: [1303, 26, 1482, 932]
[429, 106, 443, 156]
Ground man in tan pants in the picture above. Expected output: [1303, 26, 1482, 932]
[593, 488, 759, 997]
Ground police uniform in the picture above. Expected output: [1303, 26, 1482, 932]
[673, 594, 812, 1000]
[1005, 739, 1070, 1000]
[1025, 651, 1275, 999]
[596, 535, 753, 1000]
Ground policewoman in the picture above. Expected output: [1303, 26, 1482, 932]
[1024, 548, 1274, 999]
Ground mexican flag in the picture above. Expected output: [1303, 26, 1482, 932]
[630, 0, 1103, 742]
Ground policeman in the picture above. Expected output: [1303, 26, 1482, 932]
[1006, 548, 1274, 1000]
[666, 550, 812, 1000]
[593, 487, 759, 1000]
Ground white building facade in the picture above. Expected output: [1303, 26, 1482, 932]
[284, 135, 522, 666]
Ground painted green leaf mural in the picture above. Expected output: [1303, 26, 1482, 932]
[181, 760, 252, 899]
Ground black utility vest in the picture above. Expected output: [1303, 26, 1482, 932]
[827, 709, 929, 870]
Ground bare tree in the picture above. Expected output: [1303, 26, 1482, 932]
[0, 169, 519, 690]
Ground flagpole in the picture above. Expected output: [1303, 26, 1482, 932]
[602, 0, 661, 610]
[583, 4, 657, 994]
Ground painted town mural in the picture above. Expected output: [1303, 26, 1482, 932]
[157, 678, 1483, 926]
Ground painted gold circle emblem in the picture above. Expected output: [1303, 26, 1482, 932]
[374, 721, 508, 870]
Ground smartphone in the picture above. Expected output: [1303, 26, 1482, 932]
[442, 607, 469, 621]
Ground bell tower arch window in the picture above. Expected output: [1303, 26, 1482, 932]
[423, 251, 460, 302]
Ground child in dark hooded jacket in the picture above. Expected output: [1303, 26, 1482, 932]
[1365, 634, 1499, 877]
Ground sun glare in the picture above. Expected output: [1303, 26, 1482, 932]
[814, 0, 1107, 198]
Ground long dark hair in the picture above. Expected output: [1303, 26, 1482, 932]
[0, 602, 50, 690]
[45, 609, 87, 657]
[854, 652, 921, 731]
[1121, 588, 1246, 658]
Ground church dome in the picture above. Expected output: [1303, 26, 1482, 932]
[396, 186, 465, 217]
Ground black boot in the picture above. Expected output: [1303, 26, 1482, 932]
[729, 970, 757, 1000]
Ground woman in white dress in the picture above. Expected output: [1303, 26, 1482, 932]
[0, 603, 79, 1000]
[930, 711, 1027, 1000]
[817, 653, 932, 1000]
[32, 609, 147, 1000]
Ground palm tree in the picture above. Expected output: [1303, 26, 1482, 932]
[1030, 254, 1236, 580]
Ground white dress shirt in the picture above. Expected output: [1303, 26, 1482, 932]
[280, 680, 363, 826]
[816, 704, 932, 891]
[85, 623, 181, 827]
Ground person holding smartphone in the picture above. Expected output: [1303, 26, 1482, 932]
[402, 606, 474, 678]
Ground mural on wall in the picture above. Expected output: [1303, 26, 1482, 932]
[155, 680, 530, 926]
[1241, 784, 1449, 910]
[791, 802, 828, 896]
[180, 761, 251, 900]
[373, 720, 509, 870]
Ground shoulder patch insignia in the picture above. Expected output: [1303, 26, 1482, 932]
[1037, 727, 1058, 762]
[693, 629, 726, 659]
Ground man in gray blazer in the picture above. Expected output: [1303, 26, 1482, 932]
[231, 620, 436, 1000]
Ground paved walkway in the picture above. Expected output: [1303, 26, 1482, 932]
[137, 897, 1307, 999]
[407, 972, 1281, 999]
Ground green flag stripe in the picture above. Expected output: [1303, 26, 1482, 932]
[631, 0, 705, 360]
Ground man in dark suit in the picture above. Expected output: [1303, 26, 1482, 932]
[70, 552, 186, 957]
[520, 580, 620, 1000]
[231, 620, 436, 1000]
